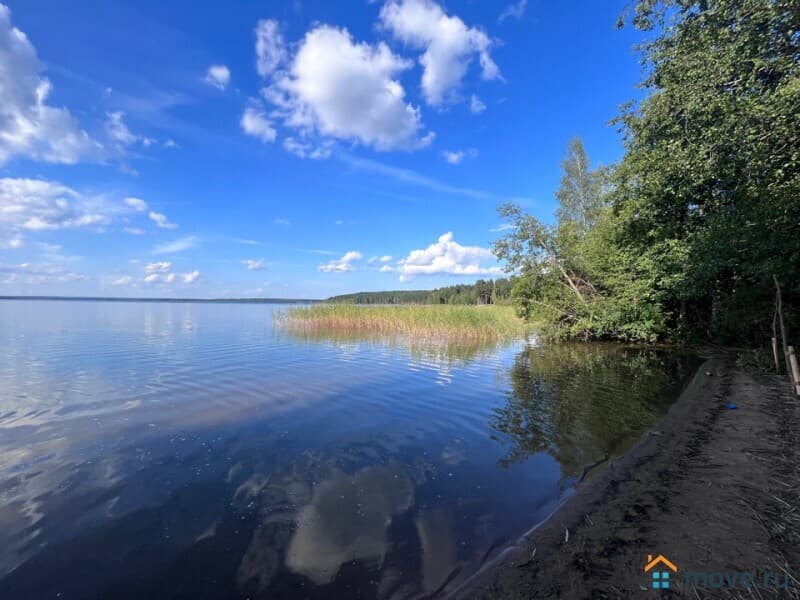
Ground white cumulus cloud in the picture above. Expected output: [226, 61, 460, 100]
[105, 111, 138, 146]
[283, 137, 332, 159]
[111, 275, 133, 285]
[204, 64, 231, 90]
[0, 236, 24, 249]
[261, 25, 432, 152]
[442, 148, 476, 164]
[0, 4, 101, 165]
[379, 0, 500, 106]
[442, 150, 465, 164]
[242, 258, 265, 271]
[0, 178, 112, 232]
[123, 197, 147, 212]
[318, 250, 362, 273]
[396, 232, 502, 281]
[470, 94, 486, 114]
[141, 261, 199, 285]
[149, 210, 177, 229]
[144, 261, 172, 274]
[241, 105, 277, 143]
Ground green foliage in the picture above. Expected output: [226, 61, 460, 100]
[326, 289, 431, 304]
[495, 0, 800, 344]
[327, 278, 515, 306]
[556, 137, 605, 232]
[735, 347, 778, 372]
[615, 0, 800, 343]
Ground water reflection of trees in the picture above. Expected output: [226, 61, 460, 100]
[490, 344, 697, 476]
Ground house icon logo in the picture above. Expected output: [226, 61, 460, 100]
[644, 554, 678, 589]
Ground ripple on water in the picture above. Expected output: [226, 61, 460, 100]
[0, 301, 700, 599]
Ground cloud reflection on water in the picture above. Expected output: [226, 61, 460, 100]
[0, 302, 698, 599]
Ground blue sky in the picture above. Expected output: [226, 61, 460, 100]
[0, 0, 644, 298]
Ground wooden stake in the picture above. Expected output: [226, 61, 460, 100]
[788, 346, 800, 397]
[772, 337, 780, 373]
[773, 291, 781, 374]
[774, 275, 791, 376]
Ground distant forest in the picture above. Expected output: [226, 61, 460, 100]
[326, 278, 515, 305]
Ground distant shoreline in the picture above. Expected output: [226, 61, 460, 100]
[0, 296, 320, 304]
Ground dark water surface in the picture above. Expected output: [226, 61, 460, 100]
[0, 301, 699, 599]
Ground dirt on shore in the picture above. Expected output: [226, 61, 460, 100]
[454, 357, 800, 599]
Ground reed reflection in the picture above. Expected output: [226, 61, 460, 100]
[282, 328, 509, 366]
[0, 302, 699, 600]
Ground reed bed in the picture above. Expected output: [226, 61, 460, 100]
[279, 303, 530, 341]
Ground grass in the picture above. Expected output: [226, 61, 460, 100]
[279, 303, 531, 342]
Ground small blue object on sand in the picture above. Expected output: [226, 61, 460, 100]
[727, 403, 737, 410]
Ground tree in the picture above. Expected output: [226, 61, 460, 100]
[493, 140, 617, 339]
[614, 0, 800, 342]
[555, 137, 604, 232]
[494, 0, 800, 344]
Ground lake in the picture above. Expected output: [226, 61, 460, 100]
[0, 300, 699, 599]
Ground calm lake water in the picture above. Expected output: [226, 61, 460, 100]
[0, 300, 699, 599]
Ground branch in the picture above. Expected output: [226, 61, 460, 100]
[553, 260, 587, 304]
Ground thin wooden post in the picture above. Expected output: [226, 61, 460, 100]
[772, 291, 781, 373]
[772, 337, 780, 373]
[789, 346, 800, 397]
[774, 275, 791, 375]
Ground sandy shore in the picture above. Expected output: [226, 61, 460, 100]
[454, 357, 800, 598]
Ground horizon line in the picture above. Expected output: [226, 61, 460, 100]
[0, 295, 323, 304]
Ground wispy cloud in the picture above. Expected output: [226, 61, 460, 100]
[470, 94, 487, 114]
[498, 0, 527, 23]
[242, 258, 266, 271]
[230, 238, 264, 246]
[339, 154, 525, 202]
[442, 148, 477, 165]
[145, 261, 172, 273]
[0, 261, 89, 285]
[149, 211, 178, 229]
[123, 197, 148, 212]
[153, 236, 198, 254]
[291, 247, 338, 256]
